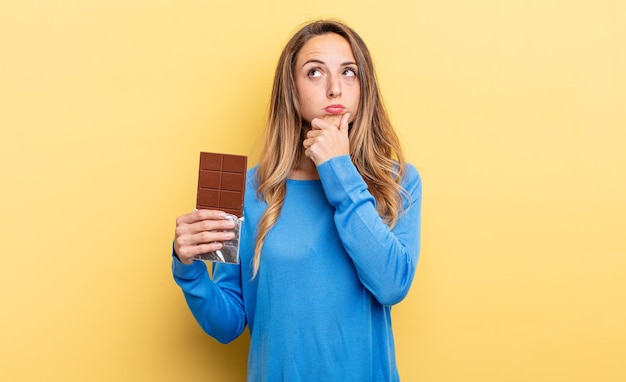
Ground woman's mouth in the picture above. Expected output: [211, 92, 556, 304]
[324, 104, 345, 115]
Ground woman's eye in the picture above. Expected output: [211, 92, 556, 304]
[307, 69, 322, 77]
[343, 67, 357, 77]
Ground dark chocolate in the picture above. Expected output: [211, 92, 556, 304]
[196, 152, 247, 217]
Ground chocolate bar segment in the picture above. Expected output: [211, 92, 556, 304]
[196, 152, 247, 217]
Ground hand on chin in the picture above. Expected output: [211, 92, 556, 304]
[321, 114, 342, 127]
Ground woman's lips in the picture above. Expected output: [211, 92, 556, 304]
[324, 105, 345, 115]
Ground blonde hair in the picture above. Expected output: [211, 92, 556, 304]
[253, 20, 407, 277]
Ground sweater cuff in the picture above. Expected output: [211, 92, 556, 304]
[317, 155, 368, 208]
[172, 251, 207, 280]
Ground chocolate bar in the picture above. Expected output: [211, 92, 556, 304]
[195, 152, 247, 264]
[196, 152, 247, 217]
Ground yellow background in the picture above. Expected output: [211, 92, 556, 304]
[1, 1, 624, 381]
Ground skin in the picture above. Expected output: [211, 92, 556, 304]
[174, 33, 361, 263]
[174, 210, 236, 264]
[295, 33, 360, 178]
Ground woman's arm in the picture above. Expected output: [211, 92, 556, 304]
[317, 155, 422, 306]
[172, 209, 246, 343]
[172, 256, 246, 344]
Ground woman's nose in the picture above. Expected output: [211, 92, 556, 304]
[327, 74, 341, 98]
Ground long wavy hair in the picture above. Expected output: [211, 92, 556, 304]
[252, 20, 407, 277]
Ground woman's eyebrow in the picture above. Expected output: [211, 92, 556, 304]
[302, 58, 325, 67]
[301, 59, 357, 67]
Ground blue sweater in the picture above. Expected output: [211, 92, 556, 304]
[172, 155, 422, 381]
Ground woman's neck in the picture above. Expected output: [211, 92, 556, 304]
[288, 155, 319, 180]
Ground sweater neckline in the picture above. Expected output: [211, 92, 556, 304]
[286, 178, 321, 186]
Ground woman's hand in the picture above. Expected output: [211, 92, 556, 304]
[303, 112, 350, 166]
[173, 209, 237, 265]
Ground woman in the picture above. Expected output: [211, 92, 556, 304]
[173, 19, 422, 381]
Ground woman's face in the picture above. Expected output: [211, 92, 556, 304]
[294, 33, 360, 125]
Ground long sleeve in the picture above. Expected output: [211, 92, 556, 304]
[317, 155, 422, 306]
[172, 255, 247, 343]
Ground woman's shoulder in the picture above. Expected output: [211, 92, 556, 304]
[246, 165, 259, 189]
[246, 165, 259, 177]
[400, 162, 420, 182]
[399, 162, 422, 193]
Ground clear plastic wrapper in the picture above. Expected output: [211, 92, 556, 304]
[195, 214, 242, 264]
